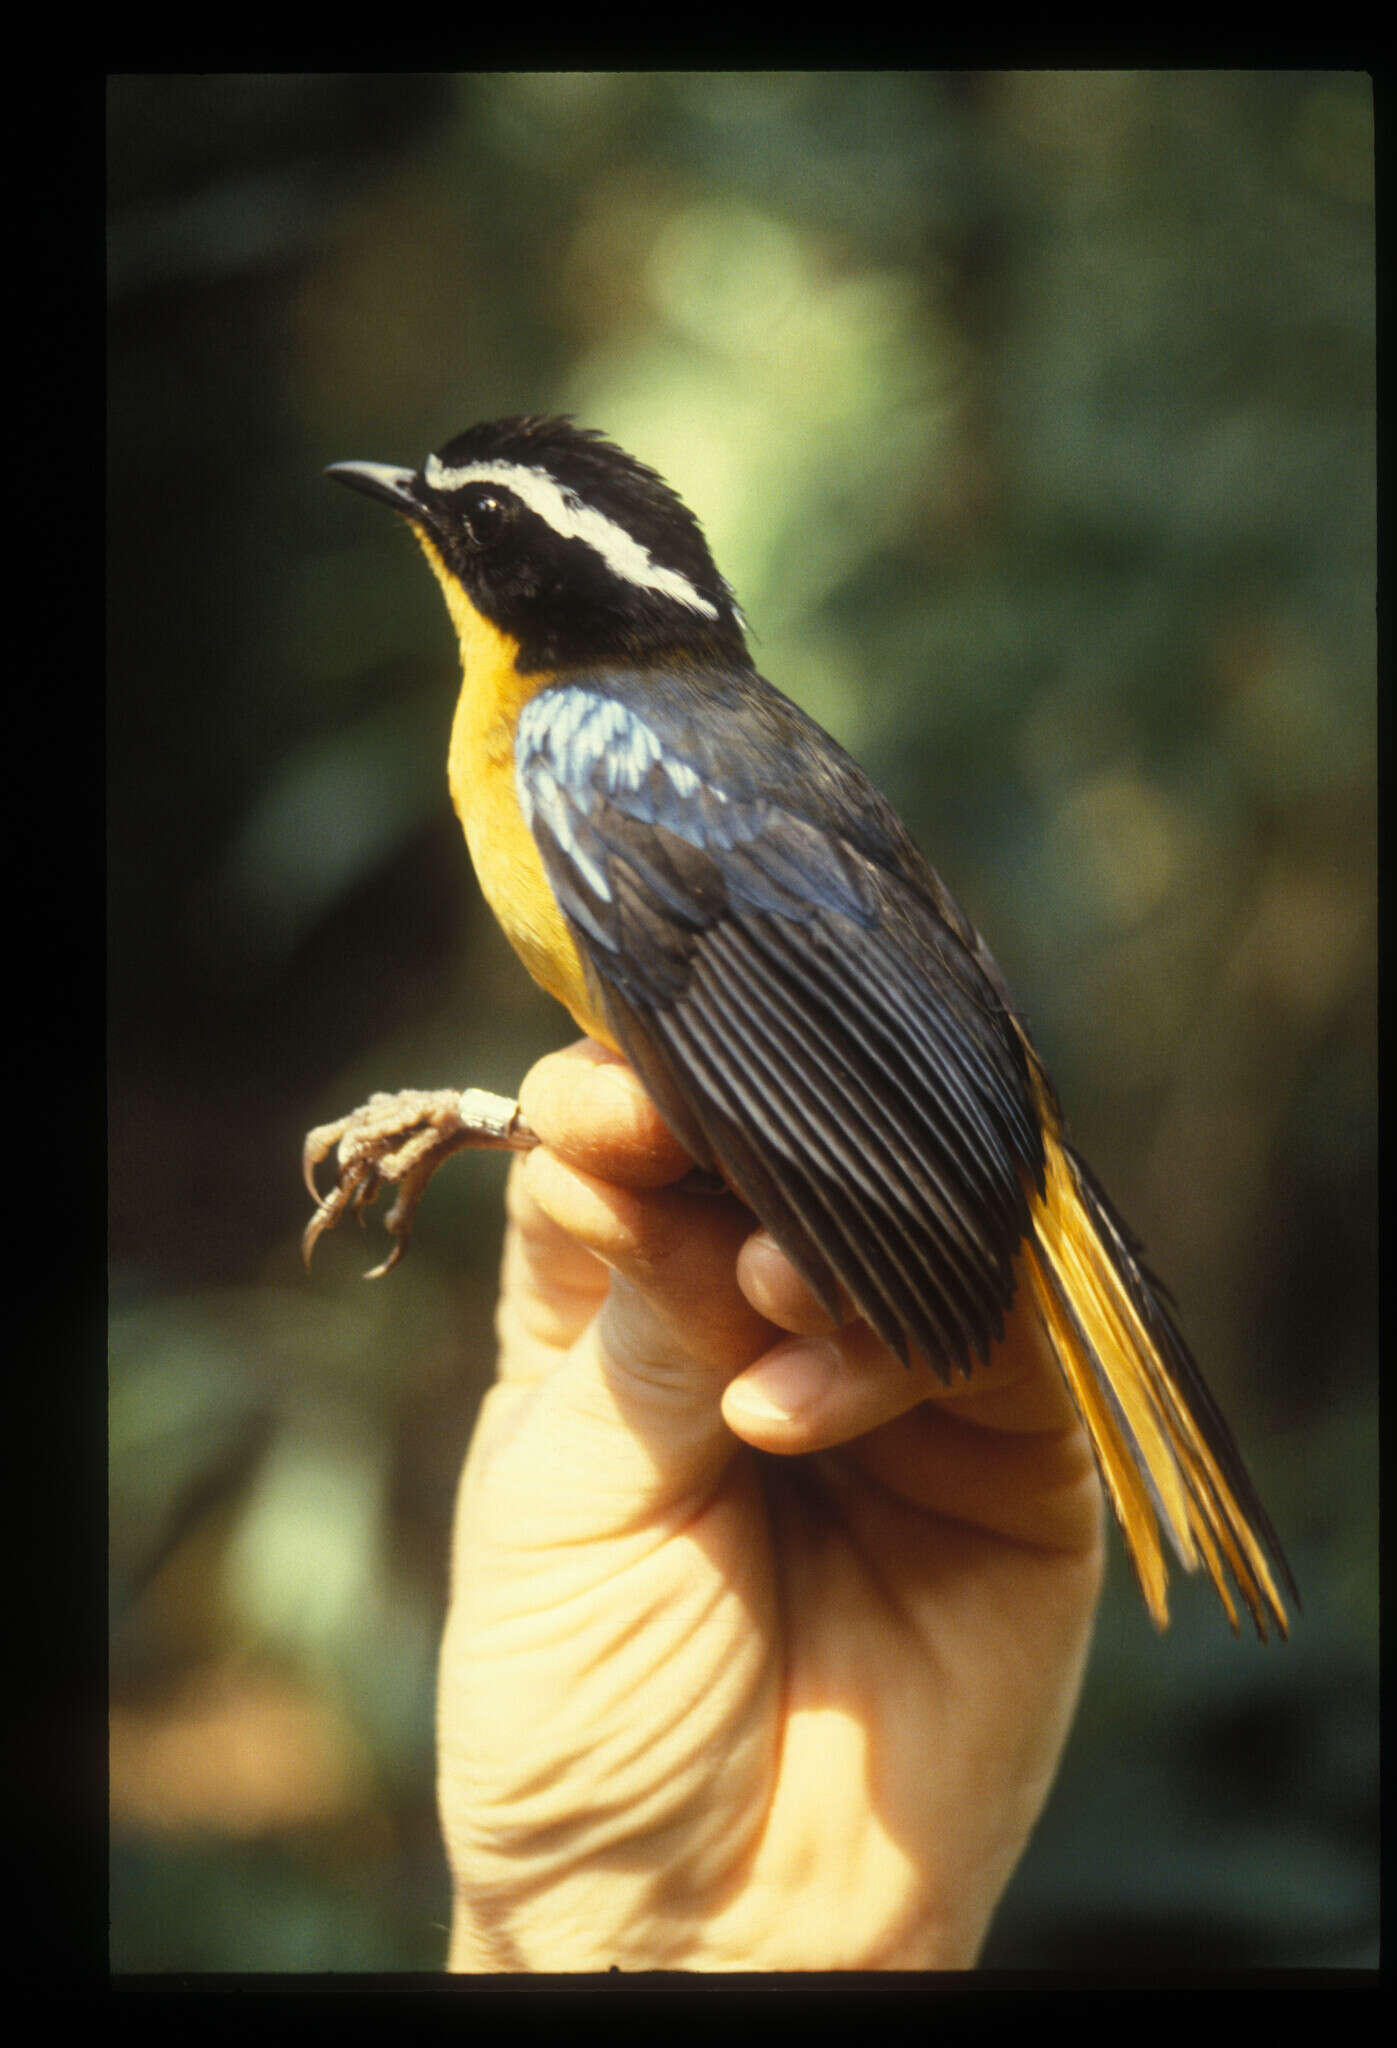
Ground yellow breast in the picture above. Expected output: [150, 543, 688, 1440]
[412, 529, 616, 1047]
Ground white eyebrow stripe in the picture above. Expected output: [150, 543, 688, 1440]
[422, 455, 720, 621]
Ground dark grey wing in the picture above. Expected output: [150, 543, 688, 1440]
[515, 673, 1044, 1376]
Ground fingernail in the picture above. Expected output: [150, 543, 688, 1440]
[726, 1338, 840, 1423]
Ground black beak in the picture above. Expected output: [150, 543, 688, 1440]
[325, 460, 425, 518]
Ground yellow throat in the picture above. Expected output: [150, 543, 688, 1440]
[411, 527, 611, 1044]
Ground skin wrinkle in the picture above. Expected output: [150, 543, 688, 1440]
[449, 1481, 780, 1945]
[666, 1457, 793, 1947]
[458, 1466, 762, 1908]
[800, 1451, 939, 1675]
[712, 1481, 921, 1967]
[847, 1404, 1105, 1556]
[618, 1613, 783, 1954]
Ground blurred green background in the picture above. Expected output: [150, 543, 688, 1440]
[107, 72, 1375, 1973]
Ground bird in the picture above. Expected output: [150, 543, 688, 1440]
[305, 413, 1296, 1640]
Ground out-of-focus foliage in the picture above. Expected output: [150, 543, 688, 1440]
[107, 72, 1375, 1972]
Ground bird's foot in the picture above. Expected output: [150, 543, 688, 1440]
[302, 1087, 537, 1275]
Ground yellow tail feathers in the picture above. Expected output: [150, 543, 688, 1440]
[1025, 1130, 1294, 1640]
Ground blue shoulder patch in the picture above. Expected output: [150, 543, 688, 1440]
[515, 679, 880, 928]
[516, 684, 705, 831]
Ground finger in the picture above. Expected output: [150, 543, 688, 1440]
[467, 1148, 778, 1536]
[736, 1229, 852, 1336]
[721, 1276, 1081, 1456]
[924, 1297, 1087, 1436]
[735, 1233, 1075, 1429]
[520, 1147, 776, 1379]
[722, 1320, 934, 1454]
[842, 1398, 1104, 1554]
[518, 1039, 695, 1190]
[494, 1155, 612, 1376]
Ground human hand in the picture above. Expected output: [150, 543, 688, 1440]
[436, 1038, 1104, 1971]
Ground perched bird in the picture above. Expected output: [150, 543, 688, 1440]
[305, 415, 1295, 1639]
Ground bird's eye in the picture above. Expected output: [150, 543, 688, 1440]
[465, 491, 509, 546]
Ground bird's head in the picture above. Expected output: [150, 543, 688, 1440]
[328, 416, 750, 674]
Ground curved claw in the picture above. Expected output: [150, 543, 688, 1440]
[300, 1086, 536, 1272]
[303, 1120, 344, 1201]
[363, 1243, 406, 1281]
[301, 1201, 336, 1270]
